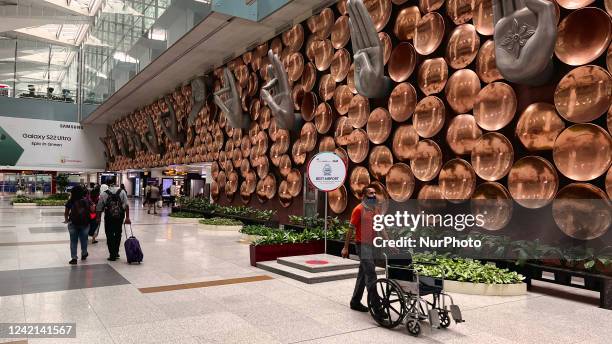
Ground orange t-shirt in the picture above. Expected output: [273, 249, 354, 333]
[350, 203, 377, 245]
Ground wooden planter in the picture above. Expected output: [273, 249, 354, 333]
[249, 241, 325, 266]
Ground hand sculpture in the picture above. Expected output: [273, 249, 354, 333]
[261, 50, 302, 131]
[188, 76, 209, 126]
[159, 97, 185, 143]
[126, 128, 143, 152]
[493, 0, 556, 85]
[214, 68, 250, 129]
[347, 0, 392, 99]
[111, 130, 129, 157]
[142, 115, 161, 155]
[100, 137, 115, 162]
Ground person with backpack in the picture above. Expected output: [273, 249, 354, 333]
[96, 183, 131, 261]
[147, 183, 160, 215]
[63, 185, 93, 265]
[88, 185, 101, 244]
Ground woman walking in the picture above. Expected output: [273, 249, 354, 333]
[63, 185, 93, 265]
[88, 185, 101, 244]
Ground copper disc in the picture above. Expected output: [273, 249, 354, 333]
[471, 182, 513, 231]
[445, 24, 480, 70]
[474, 82, 517, 131]
[292, 84, 305, 111]
[225, 171, 239, 196]
[417, 58, 449, 96]
[338, 0, 348, 14]
[445, 69, 481, 114]
[411, 139, 442, 181]
[555, 0, 593, 9]
[554, 65, 612, 123]
[286, 52, 305, 82]
[367, 108, 392, 144]
[379, 32, 392, 65]
[330, 49, 351, 82]
[256, 156, 269, 178]
[419, 0, 444, 12]
[471, 132, 514, 181]
[287, 169, 302, 197]
[347, 129, 369, 163]
[553, 124, 612, 181]
[555, 7, 611, 66]
[350, 166, 371, 199]
[472, 0, 494, 36]
[301, 122, 318, 152]
[334, 85, 353, 115]
[245, 170, 257, 194]
[386, 163, 415, 202]
[392, 125, 419, 161]
[241, 136, 251, 158]
[307, 8, 334, 39]
[447, 0, 473, 25]
[370, 180, 390, 213]
[508, 156, 558, 209]
[439, 159, 476, 203]
[263, 174, 277, 199]
[516, 103, 565, 151]
[253, 131, 268, 156]
[328, 185, 348, 214]
[211, 181, 220, 201]
[418, 185, 446, 210]
[553, 183, 611, 240]
[314, 39, 334, 71]
[606, 167, 612, 199]
[388, 83, 417, 122]
[301, 62, 317, 91]
[388, 42, 416, 83]
[335, 116, 353, 145]
[319, 136, 337, 152]
[609, 104, 612, 133]
[319, 74, 336, 102]
[335, 147, 349, 167]
[259, 106, 271, 129]
[369, 145, 394, 180]
[347, 63, 357, 94]
[446, 114, 483, 155]
[292, 139, 307, 165]
[331, 16, 350, 49]
[211, 161, 219, 179]
[278, 180, 292, 208]
[282, 24, 304, 52]
[240, 159, 251, 177]
[608, 43, 612, 74]
[475, 39, 503, 83]
[413, 96, 445, 138]
[279, 154, 292, 178]
[301, 92, 318, 121]
[414, 12, 445, 56]
[393, 6, 420, 41]
[348, 95, 370, 128]
[315, 102, 333, 134]
[364, 0, 392, 32]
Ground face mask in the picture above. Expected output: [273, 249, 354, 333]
[364, 196, 377, 207]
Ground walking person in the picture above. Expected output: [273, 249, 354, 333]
[147, 183, 160, 215]
[88, 185, 101, 244]
[341, 186, 397, 314]
[63, 185, 93, 265]
[96, 183, 131, 261]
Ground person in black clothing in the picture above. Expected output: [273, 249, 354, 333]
[96, 184, 131, 261]
[64, 185, 92, 265]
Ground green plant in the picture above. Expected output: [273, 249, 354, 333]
[199, 217, 243, 226]
[34, 199, 66, 206]
[46, 193, 70, 200]
[252, 225, 347, 246]
[240, 225, 275, 236]
[11, 195, 35, 204]
[55, 174, 69, 193]
[169, 212, 204, 218]
[413, 253, 524, 284]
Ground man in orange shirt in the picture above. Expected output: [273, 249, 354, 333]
[342, 186, 395, 313]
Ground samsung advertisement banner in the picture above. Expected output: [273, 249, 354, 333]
[0, 116, 106, 171]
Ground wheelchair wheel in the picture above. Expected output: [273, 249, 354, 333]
[406, 319, 421, 336]
[367, 278, 406, 328]
[439, 311, 451, 328]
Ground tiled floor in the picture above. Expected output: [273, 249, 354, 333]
[0, 197, 609, 344]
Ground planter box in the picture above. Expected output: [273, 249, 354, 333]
[444, 280, 527, 296]
[249, 241, 325, 266]
[175, 207, 279, 228]
[198, 223, 243, 231]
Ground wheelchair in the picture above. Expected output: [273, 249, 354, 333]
[367, 252, 464, 336]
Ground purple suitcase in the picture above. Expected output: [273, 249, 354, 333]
[124, 225, 143, 264]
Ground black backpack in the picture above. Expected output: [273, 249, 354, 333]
[104, 190, 125, 221]
[70, 198, 91, 226]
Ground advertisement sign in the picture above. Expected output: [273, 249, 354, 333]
[307, 152, 347, 192]
[0, 116, 106, 171]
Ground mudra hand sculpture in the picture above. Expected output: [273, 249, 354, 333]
[347, 0, 392, 98]
[260, 50, 302, 131]
[214, 68, 250, 129]
[493, 0, 557, 85]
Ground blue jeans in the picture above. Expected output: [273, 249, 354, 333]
[68, 223, 89, 259]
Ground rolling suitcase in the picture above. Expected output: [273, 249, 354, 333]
[124, 224, 143, 264]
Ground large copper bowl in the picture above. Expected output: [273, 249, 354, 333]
[446, 114, 483, 155]
[335, 116, 353, 145]
[350, 166, 371, 199]
[331, 16, 350, 49]
[414, 12, 445, 56]
[347, 129, 369, 163]
[411, 139, 442, 181]
[417, 58, 448, 96]
[392, 125, 419, 161]
[292, 139, 307, 165]
[472, 0, 494, 36]
[552, 183, 610, 240]
[439, 159, 477, 203]
[553, 124, 612, 181]
[473, 82, 517, 131]
[334, 85, 354, 115]
[554, 65, 612, 123]
[386, 163, 416, 202]
[364, 0, 393, 32]
[301, 92, 318, 121]
[314, 39, 334, 71]
[419, 0, 444, 12]
[413, 96, 445, 138]
[319, 136, 337, 152]
[278, 180, 292, 207]
[606, 167, 612, 199]
[282, 24, 304, 52]
[369, 145, 394, 180]
[329, 185, 348, 214]
[301, 122, 318, 152]
[330, 49, 351, 82]
[319, 74, 336, 102]
[555, 7, 611, 66]
[388, 43, 417, 82]
[367, 108, 393, 144]
[393, 6, 421, 41]
[445, 24, 480, 69]
[556, 0, 594, 9]
[315, 102, 333, 134]
[447, 0, 473, 25]
[388, 83, 417, 122]
[417, 185, 446, 211]
[516, 103, 565, 151]
[287, 169, 302, 197]
[471, 182, 513, 231]
[471, 132, 514, 181]
[445, 69, 481, 114]
[348, 95, 369, 128]
[508, 156, 558, 209]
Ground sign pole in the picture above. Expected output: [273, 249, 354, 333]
[324, 191, 328, 254]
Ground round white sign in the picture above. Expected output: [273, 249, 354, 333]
[307, 152, 347, 192]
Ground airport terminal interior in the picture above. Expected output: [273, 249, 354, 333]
[0, 0, 611, 343]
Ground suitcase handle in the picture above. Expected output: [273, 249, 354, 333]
[124, 224, 134, 239]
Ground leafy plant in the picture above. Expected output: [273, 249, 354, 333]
[176, 197, 275, 220]
[169, 212, 204, 218]
[240, 225, 275, 236]
[34, 199, 66, 206]
[252, 225, 347, 246]
[55, 174, 69, 193]
[11, 195, 35, 204]
[199, 217, 243, 226]
[46, 193, 70, 200]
